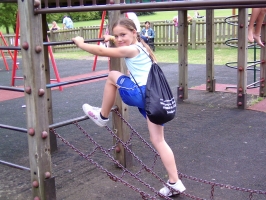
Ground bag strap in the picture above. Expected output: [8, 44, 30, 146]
[129, 44, 152, 104]
[129, 71, 145, 105]
[129, 44, 152, 88]
[136, 44, 154, 63]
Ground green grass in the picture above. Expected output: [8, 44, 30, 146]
[0, 9, 241, 33]
[248, 95, 265, 106]
[3, 8, 257, 66]
[52, 47, 260, 65]
[55, 9, 237, 28]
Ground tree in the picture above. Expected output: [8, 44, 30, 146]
[0, 3, 18, 34]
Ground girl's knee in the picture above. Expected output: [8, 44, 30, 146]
[108, 70, 118, 78]
[261, 8, 266, 14]
[150, 135, 165, 145]
[108, 71, 122, 82]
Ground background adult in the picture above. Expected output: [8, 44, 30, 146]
[62, 15, 74, 29]
[140, 21, 155, 43]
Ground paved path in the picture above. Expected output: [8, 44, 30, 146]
[0, 58, 265, 200]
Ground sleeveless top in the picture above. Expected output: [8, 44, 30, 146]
[124, 43, 152, 86]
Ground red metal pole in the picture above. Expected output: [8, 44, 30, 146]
[11, 12, 20, 86]
[92, 11, 106, 71]
[0, 49, 9, 70]
[0, 31, 18, 68]
[47, 41, 63, 91]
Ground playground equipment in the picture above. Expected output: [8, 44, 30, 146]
[0, 14, 63, 90]
[92, 11, 110, 71]
[0, 32, 19, 71]
[225, 14, 262, 89]
[0, 0, 266, 199]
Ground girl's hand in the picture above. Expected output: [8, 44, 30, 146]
[72, 36, 84, 47]
[103, 35, 115, 43]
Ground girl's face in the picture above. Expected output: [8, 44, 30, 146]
[112, 25, 137, 47]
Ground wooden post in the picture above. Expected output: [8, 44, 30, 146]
[191, 19, 196, 49]
[42, 15, 58, 153]
[18, 0, 55, 199]
[109, 5, 132, 168]
[178, 10, 188, 102]
[260, 15, 266, 97]
[237, 8, 248, 109]
[49, 31, 55, 53]
[206, 9, 215, 92]
[80, 27, 84, 38]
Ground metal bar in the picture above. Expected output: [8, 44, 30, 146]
[46, 74, 108, 88]
[0, 160, 30, 171]
[0, 86, 24, 92]
[43, 38, 104, 46]
[0, 124, 27, 133]
[121, 5, 266, 12]
[49, 116, 89, 129]
[34, 1, 266, 14]
[0, 74, 108, 92]
[49, 106, 117, 129]
[0, 46, 20, 50]
[0, 39, 104, 50]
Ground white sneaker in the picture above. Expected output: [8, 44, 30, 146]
[82, 104, 109, 127]
[159, 179, 186, 197]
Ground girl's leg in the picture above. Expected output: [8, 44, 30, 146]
[100, 71, 123, 118]
[147, 118, 179, 183]
[253, 8, 266, 47]
[248, 8, 261, 42]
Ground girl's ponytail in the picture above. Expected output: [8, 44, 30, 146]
[137, 34, 157, 63]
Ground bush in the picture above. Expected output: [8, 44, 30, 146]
[47, 12, 103, 23]
[46, 11, 154, 24]
[136, 12, 154, 16]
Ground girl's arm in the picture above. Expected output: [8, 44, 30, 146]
[72, 36, 139, 58]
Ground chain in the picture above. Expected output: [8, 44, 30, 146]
[74, 122, 175, 200]
[51, 128, 159, 200]
[210, 185, 214, 200]
[179, 172, 266, 197]
[49, 108, 266, 200]
[112, 108, 266, 199]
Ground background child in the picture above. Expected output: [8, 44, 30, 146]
[50, 21, 60, 31]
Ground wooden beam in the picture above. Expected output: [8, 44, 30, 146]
[18, 0, 55, 199]
[206, 9, 215, 92]
[237, 8, 248, 109]
[109, 4, 132, 168]
[260, 15, 266, 97]
[42, 15, 58, 153]
[178, 10, 188, 102]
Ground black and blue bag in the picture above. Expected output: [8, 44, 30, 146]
[131, 45, 176, 125]
[145, 62, 176, 124]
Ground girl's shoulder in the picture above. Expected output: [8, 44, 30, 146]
[133, 43, 149, 54]
[131, 43, 143, 49]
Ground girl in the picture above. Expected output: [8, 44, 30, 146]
[72, 18, 186, 197]
[248, 8, 266, 47]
